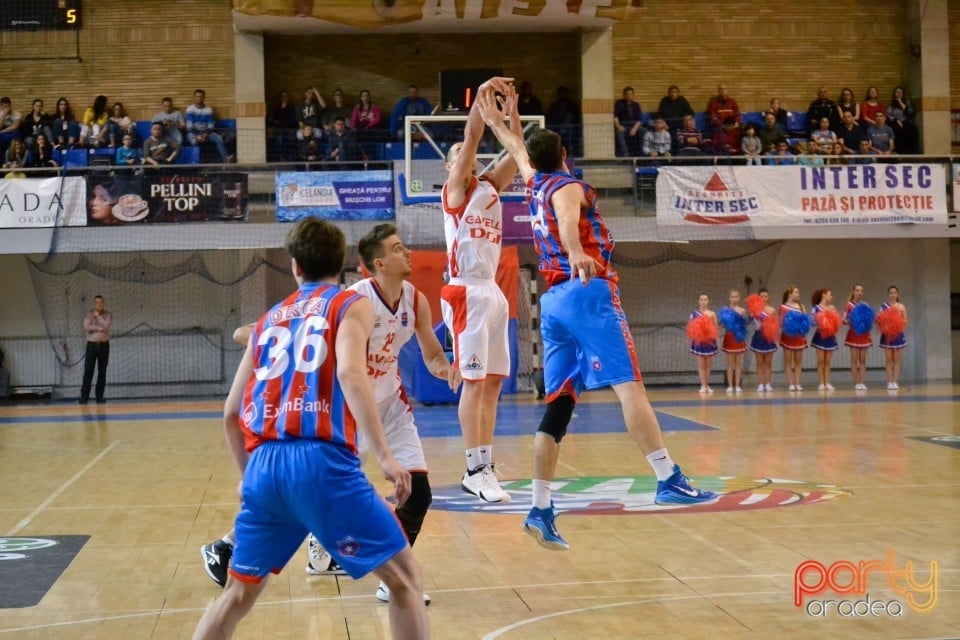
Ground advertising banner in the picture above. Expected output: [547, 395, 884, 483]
[276, 170, 394, 221]
[0, 177, 86, 228]
[86, 171, 248, 225]
[656, 164, 947, 228]
[953, 164, 960, 213]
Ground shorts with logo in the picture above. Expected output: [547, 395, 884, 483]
[540, 278, 642, 402]
[440, 278, 510, 381]
[229, 439, 408, 583]
[356, 387, 427, 471]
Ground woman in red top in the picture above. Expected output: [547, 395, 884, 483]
[350, 90, 382, 136]
[859, 86, 884, 128]
[779, 285, 808, 392]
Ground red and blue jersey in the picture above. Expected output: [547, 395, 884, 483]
[526, 172, 617, 288]
[239, 282, 363, 455]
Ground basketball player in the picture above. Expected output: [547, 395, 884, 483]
[202, 224, 458, 606]
[440, 76, 519, 503]
[476, 89, 717, 551]
[193, 218, 428, 639]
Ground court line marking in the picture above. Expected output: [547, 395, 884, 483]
[4, 441, 119, 536]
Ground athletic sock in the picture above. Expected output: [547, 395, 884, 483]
[646, 448, 676, 481]
[466, 447, 482, 472]
[532, 479, 552, 509]
[478, 444, 492, 466]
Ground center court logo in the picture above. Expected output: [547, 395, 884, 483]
[794, 549, 938, 616]
[429, 476, 851, 515]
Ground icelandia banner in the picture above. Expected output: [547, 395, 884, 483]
[656, 164, 947, 227]
[0, 177, 86, 228]
[953, 164, 960, 213]
[276, 171, 394, 221]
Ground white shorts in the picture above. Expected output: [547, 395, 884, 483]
[356, 387, 427, 471]
[440, 278, 510, 381]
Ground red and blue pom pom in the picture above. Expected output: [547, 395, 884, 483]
[686, 314, 719, 343]
[759, 313, 780, 342]
[848, 303, 875, 334]
[781, 309, 812, 337]
[718, 306, 747, 342]
[746, 293, 765, 319]
[815, 308, 842, 338]
[876, 306, 906, 339]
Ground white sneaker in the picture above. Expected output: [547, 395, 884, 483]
[461, 465, 511, 503]
[891, 382, 899, 390]
[765, 384, 773, 392]
[795, 385, 803, 392]
[818, 384, 826, 391]
[757, 384, 765, 393]
[826, 383, 835, 391]
[706, 386, 714, 394]
[699, 386, 708, 394]
[306, 535, 346, 575]
[376, 581, 431, 606]
[788, 384, 797, 392]
[726, 387, 733, 394]
[735, 386, 743, 394]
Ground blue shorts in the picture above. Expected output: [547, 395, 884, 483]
[540, 278, 641, 401]
[230, 439, 408, 583]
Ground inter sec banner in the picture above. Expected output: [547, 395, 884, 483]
[656, 164, 947, 227]
[952, 164, 960, 213]
[276, 171, 394, 221]
[0, 177, 86, 228]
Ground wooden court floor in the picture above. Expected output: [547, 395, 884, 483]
[0, 385, 957, 639]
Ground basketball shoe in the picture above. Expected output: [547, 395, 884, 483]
[201, 539, 232, 588]
[522, 502, 569, 550]
[461, 464, 511, 503]
[655, 465, 718, 505]
[375, 581, 431, 605]
[306, 534, 346, 575]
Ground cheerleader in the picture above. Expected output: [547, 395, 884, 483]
[810, 289, 841, 391]
[719, 289, 748, 394]
[748, 287, 779, 392]
[843, 283, 873, 390]
[687, 294, 719, 394]
[780, 285, 809, 391]
[877, 285, 908, 390]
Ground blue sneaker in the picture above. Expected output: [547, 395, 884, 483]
[523, 503, 569, 550]
[655, 465, 718, 505]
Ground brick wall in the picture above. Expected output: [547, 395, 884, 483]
[951, 0, 960, 110]
[0, 0, 235, 121]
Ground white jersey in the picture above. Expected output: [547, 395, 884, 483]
[442, 175, 502, 280]
[348, 278, 419, 402]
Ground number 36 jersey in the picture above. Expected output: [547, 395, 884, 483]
[348, 278, 419, 403]
[240, 282, 363, 455]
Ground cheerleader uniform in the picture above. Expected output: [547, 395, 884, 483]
[689, 310, 718, 356]
[720, 308, 747, 354]
[878, 302, 907, 349]
[810, 304, 839, 351]
[843, 300, 873, 348]
[779, 304, 808, 350]
[749, 313, 778, 354]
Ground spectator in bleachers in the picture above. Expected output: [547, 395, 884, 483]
[805, 87, 837, 133]
[859, 86, 884, 128]
[143, 122, 180, 166]
[810, 117, 837, 156]
[297, 87, 325, 140]
[389, 84, 432, 140]
[706, 84, 741, 137]
[267, 90, 298, 162]
[794, 141, 824, 166]
[836, 88, 859, 126]
[186, 89, 231, 163]
[656, 85, 695, 135]
[768, 98, 788, 131]
[887, 86, 917, 154]
[108, 102, 137, 148]
[545, 85, 582, 156]
[153, 97, 186, 147]
[324, 116, 361, 164]
[613, 86, 643, 157]
[322, 89, 352, 131]
[26, 133, 57, 169]
[675, 114, 705, 155]
[866, 111, 895, 155]
[79, 95, 110, 148]
[19, 99, 52, 150]
[350, 90, 383, 141]
[712, 117, 741, 156]
[764, 139, 795, 165]
[517, 81, 543, 116]
[828, 141, 846, 165]
[757, 111, 786, 154]
[298, 124, 321, 162]
[0, 97, 23, 157]
[115, 133, 138, 166]
[3, 139, 27, 169]
[837, 110, 866, 155]
[852, 138, 877, 164]
[52, 97, 79, 150]
[642, 116, 672, 159]
[741, 124, 762, 165]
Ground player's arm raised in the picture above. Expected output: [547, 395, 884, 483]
[414, 291, 462, 392]
[476, 90, 536, 184]
[489, 85, 523, 193]
[223, 336, 255, 475]
[336, 296, 411, 505]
